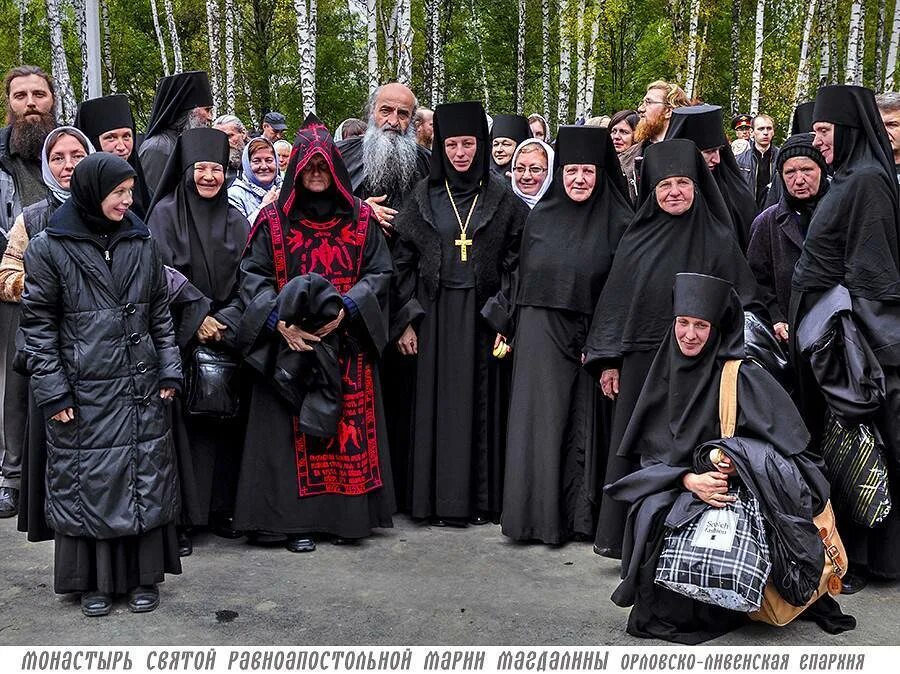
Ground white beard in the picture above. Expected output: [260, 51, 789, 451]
[361, 121, 419, 198]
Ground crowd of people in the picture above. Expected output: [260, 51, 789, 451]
[0, 64, 898, 644]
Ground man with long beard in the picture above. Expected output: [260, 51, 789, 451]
[138, 70, 213, 191]
[213, 114, 248, 187]
[337, 83, 431, 239]
[0, 65, 57, 519]
[618, 80, 690, 202]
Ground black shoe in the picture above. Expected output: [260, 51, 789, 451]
[127, 584, 159, 613]
[469, 514, 491, 525]
[840, 571, 868, 595]
[0, 487, 19, 518]
[81, 591, 112, 617]
[430, 516, 468, 528]
[210, 515, 243, 539]
[285, 536, 316, 553]
[177, 529, 193, 557]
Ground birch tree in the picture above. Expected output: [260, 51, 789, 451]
[819, 0, 832, 85]
[886, 0, 900, 89]
[845, 1, 864, 85]
[46, 0, 76, 122]
[149, 0, 171, 76]
[366, 0, 378, 92]
[541, 0, 551, 121]
[224, 0, 237, 114]
[731, 0, 740, 114]
[206, 0, 223, 113]
[583, 15, 599, 117]
[557, 0, 572, 127]
[684, 0, 701, 100]
[575, 3, 587, 120]
[516, 0, 526, 113]
[750, 0, 765, 115]
[101, 0, 117, 93]
[395, 0, 412, 84]
[875, 0, 888, 87]
[426, 0, 445, 105]
[163, 0, 184, 73]
[293, 0, 317, 113]
[73, 0, 90, 101]
[792, 0, 816, 109]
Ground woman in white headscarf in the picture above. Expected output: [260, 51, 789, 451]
[510, 138, 554, 209]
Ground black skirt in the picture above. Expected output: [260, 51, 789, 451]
[53, 523, 182, 595]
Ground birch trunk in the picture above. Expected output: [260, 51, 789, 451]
[206, 0, 223, 113]
[575, 3, 587, 120]
[293, 0, 316, 114]
[793, 0, 816, 108]
[845, 1, 864, 85]
[224, 0, 236, 114]
[542, 0, 551, 121]
[750, 0, 765, 115]
[428, 0, 444, 105]
[819, 2, 832, 85]
[46, 0, 76, 122]
[366, 0, 379, 92]
[684, 0, 701, 100]
[469, 0, 490, 109]
[584, 17, 599, 117]
[396, 0, 412, 84]
[101, 0, 117, 93]
[310, 0, 317, 89]
[73, 0, 90, 101]
[828, 0, 838, 83]
[886, 0, 900, 89]
[163, 0, 184, 73]
[731, 0, 740, 114]
[516, 0, 526, 113]
[558, 0, 571, 127]
[875, 0, 888, 87]
[149, 0, 171, 76]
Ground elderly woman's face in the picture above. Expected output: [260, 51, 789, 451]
[491, 137, 517, 167]
[193, 161, 225, 198]
[276, 145, 292, 171]
[301, 154, 332, 192]
[249, 145, 277, 185]
[563, 164, 596, 202]
[674, 316, 711, 357]
[655, 176, 695, 215]
[512, 148, 549, 196]
[610, 121, 634, 153]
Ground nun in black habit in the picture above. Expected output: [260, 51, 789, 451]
[583, 139, 768, 558]
[665, 103, 758, 251]
[606, 273, 850, 643]
[392, 101, 528, 525]
[232, 115, 395, 549]
[138, 71, 213, 191]
[791, 84, 900, 586]
[145, 128, 250, 547]
[501, 126, 633, 544]
[490, 114, 532, 179]
[74, 94, 152, 219]
[763, 101, 818, 210]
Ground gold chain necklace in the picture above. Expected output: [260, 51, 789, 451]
[445, 179, 479, 262]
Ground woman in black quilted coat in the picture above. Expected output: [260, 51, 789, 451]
[18, 153, 182, 617]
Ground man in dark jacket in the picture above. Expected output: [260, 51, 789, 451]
[0, 65, 57, 518]
[736, 113, 780, 210]
[747, 134, 828, 343]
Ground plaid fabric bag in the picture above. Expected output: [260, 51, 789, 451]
[655, 486, 772, 612]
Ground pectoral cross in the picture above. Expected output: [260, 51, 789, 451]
[455, 233, 473, 262]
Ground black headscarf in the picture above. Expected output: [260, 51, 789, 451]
[490, 114, 531, 174]
[583, 139, 766, 372]
[616, 273, 744, 465]
[776, 133, 829, 238]
[69, 153, 138, 235]
[793, 85, 900, 300]
[144, 71, 213, 138]
[75, 94, 152, 218]
[516, 125, 633, 314]
[791, 101, 815, 134]
[666, 103, 757, 250]
[430, 101, 490, 194]
[145, 128, 249, 304]
[277, 113, 356, 223]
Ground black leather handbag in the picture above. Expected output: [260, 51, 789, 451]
[186, 345, 241, 418]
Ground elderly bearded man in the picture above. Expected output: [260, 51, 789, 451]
[338, 83, 431, 239]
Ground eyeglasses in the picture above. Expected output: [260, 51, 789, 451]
[513, 166, 547, 176]
[641, 97, 667, 107]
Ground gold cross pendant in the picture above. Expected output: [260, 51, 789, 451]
[455, 234, 473, 261]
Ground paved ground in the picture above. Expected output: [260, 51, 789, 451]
[0, 515, 897, 646]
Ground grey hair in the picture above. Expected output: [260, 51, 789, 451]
[213, 114, 246, 132]
[876, 92, 900, 114]
[364, 84, 419, 120]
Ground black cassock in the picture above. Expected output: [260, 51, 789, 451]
[501, 125, 632, 544]
[232, 117, 395, 539]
